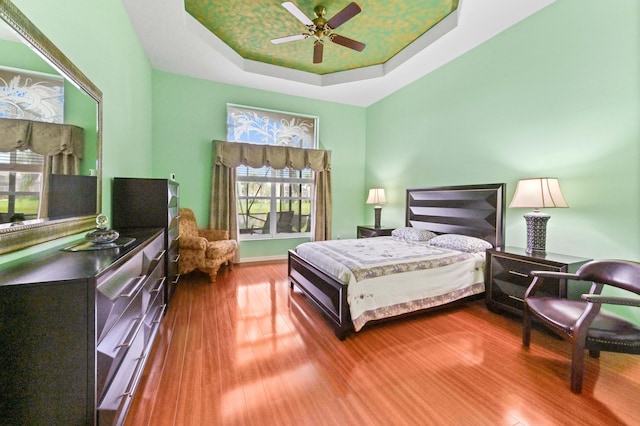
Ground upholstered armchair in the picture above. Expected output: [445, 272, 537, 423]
[178, 208, 238, 282]
[523, 259, 640, 393]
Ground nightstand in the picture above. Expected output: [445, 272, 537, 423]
[357, 225, 394, 238]
[485, 246, 591, 316]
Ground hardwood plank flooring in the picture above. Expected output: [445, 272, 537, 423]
[125, 261, 640, 426]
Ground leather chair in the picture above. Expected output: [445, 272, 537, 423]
[523, 259, 640, 393]
[178, 208, 238, 282]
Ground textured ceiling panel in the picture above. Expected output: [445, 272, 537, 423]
[185, 0, 459, 75]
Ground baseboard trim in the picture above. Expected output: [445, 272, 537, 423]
[237, 254, 288, 264]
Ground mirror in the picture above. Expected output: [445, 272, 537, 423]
[0, 0, 102, 254]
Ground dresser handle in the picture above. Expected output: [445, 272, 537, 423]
[151, 277, 166, 294]
[172, 274, 180, 286]
[152, 249, 166, 263]
[508, 295, 525, 302]
[121, 352, 147, 398]
[508, 270, 529, 278]
[152, 304, 166, 324]
[120, 276, 145, 298]
[118, 316, 145, 348]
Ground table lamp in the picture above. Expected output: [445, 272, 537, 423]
[509, 178, 568, 253]
[366, 188, 386, 229]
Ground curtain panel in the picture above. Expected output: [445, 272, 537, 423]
[210, 140, 332, 251]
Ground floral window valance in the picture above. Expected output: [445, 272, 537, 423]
[0, 117, 83, 158]
[213, 140, 330, 172]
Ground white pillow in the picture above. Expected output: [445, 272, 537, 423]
[391, 227, 437, 241]
[428, 234, 492, 253]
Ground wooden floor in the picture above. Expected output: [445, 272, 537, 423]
[125, 261, 640, 426]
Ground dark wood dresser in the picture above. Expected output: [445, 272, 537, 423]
[0, 228, 165, 426]
[112, 178, 180, 305]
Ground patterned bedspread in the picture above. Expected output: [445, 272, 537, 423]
[295, 237, 486, 331]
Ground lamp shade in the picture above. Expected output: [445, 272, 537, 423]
[509, 178, 568, 209]
[366, 188, 386, 205]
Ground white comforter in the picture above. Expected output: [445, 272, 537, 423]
[295, 237, 486, 331]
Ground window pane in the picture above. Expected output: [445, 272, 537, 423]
[0, 172, 8, 191]
[227, 105, 317, 149]
[276, 182, 312, 198]
[16, 172, 42, 192]
[14, 195, 39, 216]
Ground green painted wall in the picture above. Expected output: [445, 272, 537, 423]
[366, 0, 639, 321]
[150, 70, 367, 259]
[13, 0, 154, 221]
[1, 0, 153, 263]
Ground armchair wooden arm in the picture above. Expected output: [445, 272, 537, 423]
[525, 271, 581, 299]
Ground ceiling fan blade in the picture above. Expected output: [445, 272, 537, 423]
[313, 41, 324, 64]
[330, 33, 366, 52]
[281, 2, 313, 26]
[326, 2, 361, 29]
[271, 34, 308, 44]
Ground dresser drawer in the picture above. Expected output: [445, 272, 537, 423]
[97, 319, 146, 426]
[142, 263, 165, 313]
[96, 290, 144, 399]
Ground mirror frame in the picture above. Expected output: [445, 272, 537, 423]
[0, 0, 102, 254]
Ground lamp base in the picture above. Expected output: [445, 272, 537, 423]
[374, 206, 382, 229]
[523, 211, 550, 254]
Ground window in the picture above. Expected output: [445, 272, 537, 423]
[0, 150, 44, 223]
[227, 104, 318, 239]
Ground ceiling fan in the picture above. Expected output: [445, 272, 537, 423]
[271, 1, 366, 64]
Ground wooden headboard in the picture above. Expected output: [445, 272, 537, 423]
[405, 183, 506, 249]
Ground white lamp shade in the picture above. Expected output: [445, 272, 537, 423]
[366, 188, 386, 205]
[510, 178, 568, 209]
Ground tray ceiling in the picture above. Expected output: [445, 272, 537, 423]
[121, 0, 557, 106]
[185, 0, 459, 76]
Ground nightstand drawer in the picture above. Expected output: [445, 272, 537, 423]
[490, 257, 561, 310]
[485, 247, 590, 316]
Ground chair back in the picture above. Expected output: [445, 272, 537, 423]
[577, 260, 640, 294]
[179, 208, 199, 239]
[277, 211, 294, 233]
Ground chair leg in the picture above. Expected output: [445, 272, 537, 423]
[570, 340, 586, 393]
[207, 265, 221, 283]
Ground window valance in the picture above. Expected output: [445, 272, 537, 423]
[213, 140, 330, 172]
[0, 117, 84, 158]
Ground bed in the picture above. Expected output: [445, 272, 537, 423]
[287, 183, 506, 339]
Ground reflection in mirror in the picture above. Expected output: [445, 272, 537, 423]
[0, 0, 102, 254]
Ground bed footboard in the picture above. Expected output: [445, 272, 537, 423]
[288, 249, 352, 340]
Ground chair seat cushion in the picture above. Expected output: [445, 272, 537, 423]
[206, 239, 238, 259]
[527, 298, 640, 346]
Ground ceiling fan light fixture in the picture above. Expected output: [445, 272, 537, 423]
[272, 2, 366, 64]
